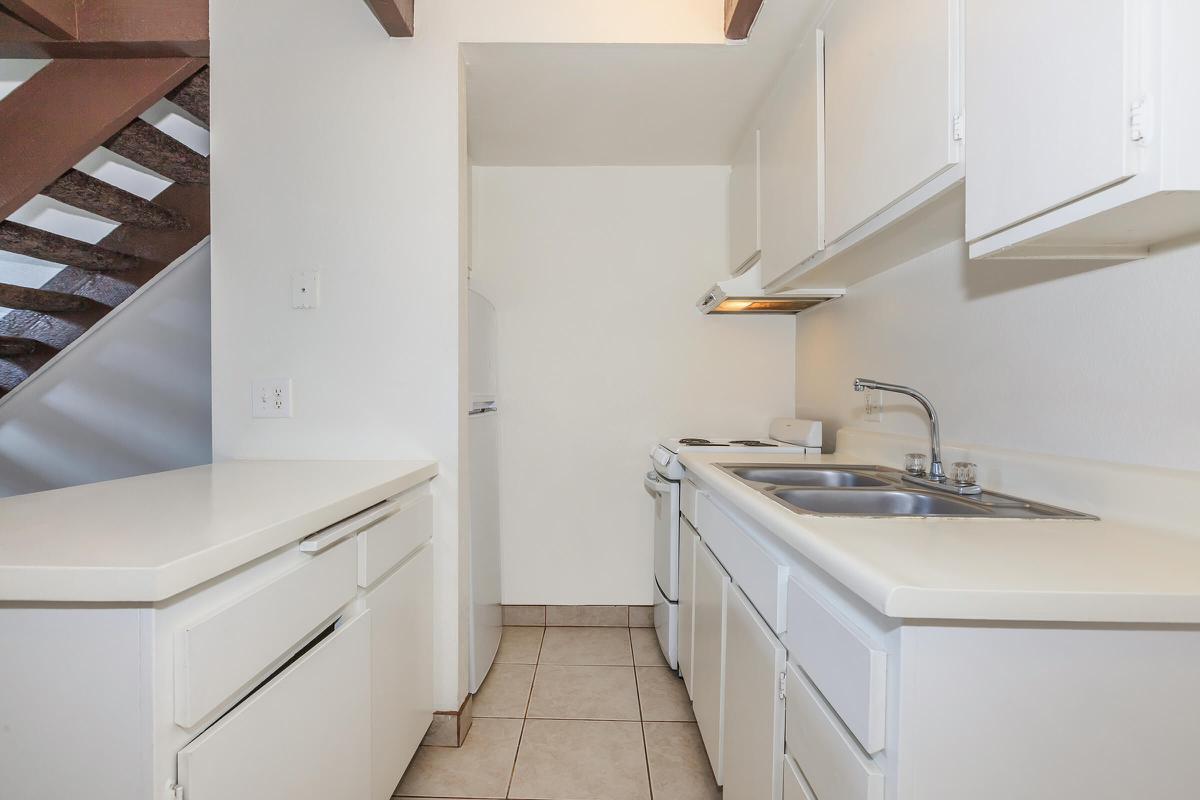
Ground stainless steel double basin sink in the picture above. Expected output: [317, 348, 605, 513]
[722, 465, 1096, 520]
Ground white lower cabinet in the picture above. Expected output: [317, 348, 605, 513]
[679, 519, 698, 697]
[177, 611, 373, 800]
[721, 586, 786, 800]
[691, 540, 730, 784]
[365, 543, 435, 800]
[784, 755, 818, 800]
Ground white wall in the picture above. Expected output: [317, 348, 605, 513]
[0, 243, 212, 497]
[210, 0, 728, 709]
[472, 167, 795, 604]
[795, 239, 1200, 471]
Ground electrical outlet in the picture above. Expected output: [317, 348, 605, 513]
[292, 272, 320, 309]
[252, 378, 293, 418]
[864, 389, 883, 422]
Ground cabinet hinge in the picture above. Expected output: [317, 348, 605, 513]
[167, 783, 184, 800]
[952, 113, 964, 142]
[778, 672, 787, 700]
[1130, 97, 1152, 143]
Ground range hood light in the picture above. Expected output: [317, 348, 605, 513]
[697, 263, 845, 315]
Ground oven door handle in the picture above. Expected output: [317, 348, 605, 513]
[644, 471, 673, 497]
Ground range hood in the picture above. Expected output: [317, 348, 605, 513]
[696, 262, 844, 314]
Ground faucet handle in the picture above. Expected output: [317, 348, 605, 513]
[904, 453, 927, 476]
[950, 461, 978, 486]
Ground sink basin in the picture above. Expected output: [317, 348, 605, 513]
[774, 488, 993, 517]
[730, 466, 892, 488]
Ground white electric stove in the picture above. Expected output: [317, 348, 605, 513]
[643, 423, 823, 669]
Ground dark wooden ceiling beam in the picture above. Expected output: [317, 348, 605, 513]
[166, 66, 209, 125]
[44, 169, 187, 231]
[0, 0, 207, 57]
[724, 0, 765, 40]
[0, 335, 40, 357]
[363, 0, 414, 37]
[0, 282, 89, 313]
[104, 119, 209, 185]
[0, 221, 152, 272]
[1, 0, 77, 40]
[0, 57, 206, 220]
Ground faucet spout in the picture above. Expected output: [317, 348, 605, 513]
[854, 379, 945, 482]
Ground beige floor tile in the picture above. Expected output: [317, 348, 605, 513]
[629, 627, 667, 666]
[495, 626, 545, 665]
[539, 627, 633, 666]
[546, 605, 629, 627]
[395, 717, 522, 798]
[509, 719, 650, 800]
[504, 605, 547, 626]
[635, 667, 695, 722]
[628, 605, 654, 627]
[643, 722, 721, 800]
[474, 663, 535, 718]
[527, 665, 640, 721]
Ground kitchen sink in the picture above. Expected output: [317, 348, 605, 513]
[719, 464, 1096, 520]
[729, 466, 891, 488]
[775, 488, 991, 516]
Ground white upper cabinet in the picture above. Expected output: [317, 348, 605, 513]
[823, 0, 963, 244]
[965, 0, 1137, 242]
[728, 127, 761, 274]
[965, 0, 1200, 259]
[759, 28, 825, 287]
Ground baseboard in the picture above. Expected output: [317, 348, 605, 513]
[501, 604, 654, 628]
[421, 692, 474, 748]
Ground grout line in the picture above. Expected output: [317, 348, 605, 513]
[504, 625, 542, 800]
[631, 627, 656, 800]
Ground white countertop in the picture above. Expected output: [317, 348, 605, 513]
[0, 460, 438, 603]
[680, 450, 1200, 624]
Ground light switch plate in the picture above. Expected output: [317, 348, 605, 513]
[864, 389, 883, 422]
[292, 272, 320, 309]
[253, 378, 293, 418]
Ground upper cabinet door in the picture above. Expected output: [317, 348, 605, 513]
[729, 127, 761, 274]
[759, 28, 825, 288]
[964, 0, 1138, 241]
[823, 0, 962, 244]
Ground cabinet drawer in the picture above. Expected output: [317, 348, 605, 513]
[177, 611, 372, 800]
[784, 755, 818, 800]
[785, 663, 884, 800]
[696, 493, 787, 633]
[356, 490, 433, 588]
[174, 538, 358, 728]
[784, 578, 887, 754]
[681, 479, 700, 527]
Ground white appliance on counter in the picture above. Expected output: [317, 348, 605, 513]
[644, 423, 823, 670]
[468, 289, 502, 693]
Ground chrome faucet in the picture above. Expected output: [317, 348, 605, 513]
[854, 379, 946, 482]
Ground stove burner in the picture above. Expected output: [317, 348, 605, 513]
[729, 440, 778, 447]
[679, 438, 720, 446]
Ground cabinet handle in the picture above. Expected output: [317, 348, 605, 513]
[299, 495, 408, 554]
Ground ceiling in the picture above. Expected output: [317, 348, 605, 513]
[464, 0, 822, 166]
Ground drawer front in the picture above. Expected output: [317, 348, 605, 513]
[177, 611, 372, 800]
[696, 493, 788, 633]
[681, 479, 700, 526]
[174, 538, 358, 728]
[784, 577, 887, 754]
[357, 490, 433, 588]
[784, 755, 818, 800]
[785, 663, 884, 800]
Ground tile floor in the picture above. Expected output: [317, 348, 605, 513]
[395, 625, 722, 800]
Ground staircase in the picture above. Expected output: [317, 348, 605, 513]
[0, 59, 210, 398]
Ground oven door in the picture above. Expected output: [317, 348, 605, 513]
[644, 470, 679, 601]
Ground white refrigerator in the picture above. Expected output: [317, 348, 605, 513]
[468, 289, 502, 693]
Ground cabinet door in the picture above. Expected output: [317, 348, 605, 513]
[722, 586, 786, 800]
[692, 541, 730, 784]
[729, 127, 761, 273]
[823, 0, 961, 243]
[679, 519, 698, 697]
[177, 612, 372, 800]
[964, 0, 1138, 241]
[366, 544, 435, 800]
[760, 28, 825, 287]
